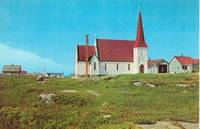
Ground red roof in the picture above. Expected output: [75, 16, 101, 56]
[175, 56, 198, 65]
[20, 70, 27, 74]
[134, 12, 147, 48]
[77, 45, 95, 61]
[148, 59, 162, 66]
[96, 39, 135, 62]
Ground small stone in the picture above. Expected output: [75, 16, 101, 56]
[103, 115, 111, 118]
[146, 83, 156, 88]
[176, 84, 191, 87]
[101, 102, 109, 107]
[132, 80, 143, 87]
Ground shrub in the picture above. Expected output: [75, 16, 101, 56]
[0, 107, 28, 129]
[52, 95, 87, 106]
[25, 87, 45, 94]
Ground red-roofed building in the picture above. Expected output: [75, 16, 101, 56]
[75, 11, 148, 76]
[169, 56, 199, 73]
[20, 70, 28, 76]
[148, 59, 169, 73]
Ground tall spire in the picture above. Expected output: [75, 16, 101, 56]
[134, 11, 147, 48]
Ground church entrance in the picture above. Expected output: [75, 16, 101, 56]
[140, 64, 144, 73]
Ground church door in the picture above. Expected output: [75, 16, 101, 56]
[140, 64, 144, 73]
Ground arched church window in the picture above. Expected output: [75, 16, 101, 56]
[94, 62, 96, 70]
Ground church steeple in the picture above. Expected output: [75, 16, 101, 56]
[134, 11, 147, 48]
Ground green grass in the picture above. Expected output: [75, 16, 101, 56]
[0, 73, 198, 129]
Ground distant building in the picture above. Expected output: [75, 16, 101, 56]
[20, 70, 28, 76]
[2, 64, 21, 76]
[169, 56, 199, 73]
[148, 59, 169, 74]
[45, 73, 64, 78]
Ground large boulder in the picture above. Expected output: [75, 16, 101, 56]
[38, 93, 56, 104]
[37, 75, 45, 81]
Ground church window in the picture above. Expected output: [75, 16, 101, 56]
[105, 63, 107, 70]
[117, 64, 119, 70]
[128, 64, 130, 70]
[94, 62, 96, 70]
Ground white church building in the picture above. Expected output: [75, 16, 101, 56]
[75, 11, 148, 76]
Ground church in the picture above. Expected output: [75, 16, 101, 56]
[75, 11, 148, 76]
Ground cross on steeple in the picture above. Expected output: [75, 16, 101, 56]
[138, 0, 141, 12]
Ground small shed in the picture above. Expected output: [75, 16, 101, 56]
[148, 59, 169, 73]
[2, 64, 21, 76]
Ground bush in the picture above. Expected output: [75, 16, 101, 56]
[52, 95, 87, 106]
[0, 107, 29, 129]
[25, 87, 45, 94]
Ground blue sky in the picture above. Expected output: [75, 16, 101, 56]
[0, 0, 198, 75]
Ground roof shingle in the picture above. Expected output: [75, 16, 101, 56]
[148, 59, 162, 66]
[96, 39, 135, 62]
[77, 45, 95, 61]
[175, 56, 197, 65]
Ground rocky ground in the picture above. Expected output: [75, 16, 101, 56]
[0, 74, 198, 129]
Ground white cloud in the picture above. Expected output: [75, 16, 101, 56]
[0, 43, 66, 73]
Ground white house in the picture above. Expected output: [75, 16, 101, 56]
[148, 59, 169, 74]
[75, 11, 148, 76]
[169, 56, 198, 73]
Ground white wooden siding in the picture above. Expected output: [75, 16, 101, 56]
[99, 62, 134, 75]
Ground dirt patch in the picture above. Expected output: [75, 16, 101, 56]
[138, 121, 198, 129]
[86, 90, 100, 96]
[178, 122, 198, 129]
[59, 90, 78, 93]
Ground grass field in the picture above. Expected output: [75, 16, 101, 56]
[0, 73, 198, 129]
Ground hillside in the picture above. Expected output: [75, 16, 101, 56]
[0, 73, 198, 129]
